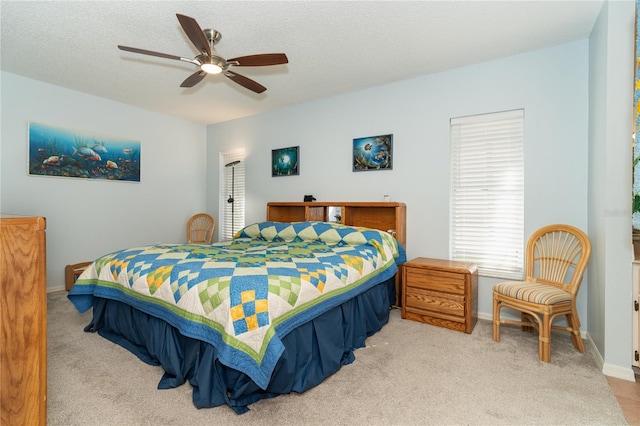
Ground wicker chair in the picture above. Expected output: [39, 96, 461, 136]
[187, 213, 215, 244]
[492, 224, 591, 362]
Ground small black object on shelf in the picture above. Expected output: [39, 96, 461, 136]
[304, 195, 316, 202]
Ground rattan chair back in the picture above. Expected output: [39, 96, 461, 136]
[187, 213, 215, 244]
[525, 224, 591, 295]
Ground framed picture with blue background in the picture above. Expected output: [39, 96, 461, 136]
[353, 134, 392, 171]
[28, 121, 141, 182]
[272, 145, 299, 177]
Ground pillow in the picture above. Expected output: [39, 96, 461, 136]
[237, 221, 405, 264]
[236, 221, 397, 251]
[237, 222, 300, 242]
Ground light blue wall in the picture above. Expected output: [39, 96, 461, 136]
[588, 0, 635, 378]
[1, 1, 633, 377]
[0, 71, 208, 289]
[207, 40, 590, 325]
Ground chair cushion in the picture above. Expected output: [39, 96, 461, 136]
[494, 281, 572, 305]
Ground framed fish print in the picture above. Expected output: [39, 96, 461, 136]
[28, 122, 141, 182]
[272, 145, 299, 177]
[353, 134, 393, 171]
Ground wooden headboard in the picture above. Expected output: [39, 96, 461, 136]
[266, 201, 406, 248]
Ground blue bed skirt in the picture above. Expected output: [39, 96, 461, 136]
[83, 276, 396, 414]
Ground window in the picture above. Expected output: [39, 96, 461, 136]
[450, 109, 524, 279]
[220, 151, 246, 241]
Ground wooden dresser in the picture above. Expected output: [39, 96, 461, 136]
[401, 257, 478, 334]
[1, 215, 47, 425]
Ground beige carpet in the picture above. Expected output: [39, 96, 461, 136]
[47, 291, 628, 425]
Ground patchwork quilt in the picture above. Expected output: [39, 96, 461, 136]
[68, 221, 406, 389]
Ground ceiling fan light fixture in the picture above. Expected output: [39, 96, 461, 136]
[198, 55, 225, 74]
[201, 63, 222, 74]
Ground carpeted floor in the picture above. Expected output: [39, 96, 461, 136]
[47, 291, 628, 425]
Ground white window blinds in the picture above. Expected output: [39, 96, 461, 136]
[221, 151, 246, 241]
[450, 109, 524, 279]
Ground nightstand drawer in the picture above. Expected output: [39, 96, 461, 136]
[404, 287, 465, 317]
[405, 268, 465, 295]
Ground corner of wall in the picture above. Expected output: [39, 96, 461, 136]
[586, 331, 637, 381]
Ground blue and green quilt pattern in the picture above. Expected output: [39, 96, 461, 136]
[68, 221, 406, 389]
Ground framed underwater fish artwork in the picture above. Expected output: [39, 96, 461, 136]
[28, 122, 141, 182]
[271, 145, 299, 177]
[352, 134, 393, 172]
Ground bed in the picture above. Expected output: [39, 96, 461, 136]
[68, 205, 406, 414]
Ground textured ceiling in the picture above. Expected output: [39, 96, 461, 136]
[1, 1, 604, 125]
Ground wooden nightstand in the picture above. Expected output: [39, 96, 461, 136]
[401, 257, 478, 333]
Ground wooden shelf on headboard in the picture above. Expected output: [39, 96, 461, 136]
[266, 202, 406, 248]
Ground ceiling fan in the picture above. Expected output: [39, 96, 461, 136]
[117, 13, 288, 93]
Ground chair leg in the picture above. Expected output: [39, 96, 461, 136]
[521, 312, 534, 332]
[539, 313, 551, 363]
[492, 296, 501, 343]
[566, 313, 585, 354]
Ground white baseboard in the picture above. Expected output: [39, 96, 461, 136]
[585, 332, 636, 381]
[477, 312, 492, 321]
[47, 285, 65, 293]
[586, 332, 606, 369]
[602, 362, 637, 381]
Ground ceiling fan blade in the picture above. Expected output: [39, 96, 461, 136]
[176, 13, 211, 56]
[118, 45, 184, 61]
[225, 71, 267, 94]
[180, 71, 207, 88]
[227, 53, 289, 66]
